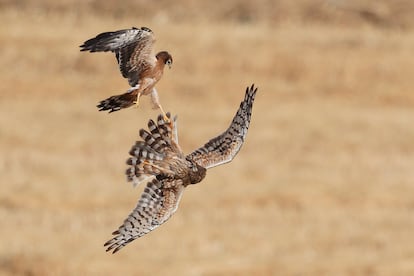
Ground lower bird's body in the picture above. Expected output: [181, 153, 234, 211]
[103, 85, 258, 253]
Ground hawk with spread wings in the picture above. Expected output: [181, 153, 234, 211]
[80, 27, 172, 116]
[104, 84, 258, 253]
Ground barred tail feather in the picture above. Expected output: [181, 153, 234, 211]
[147, 113, 173, 143]
[126, 141, 164, 186]
[125, 112, 177, 187]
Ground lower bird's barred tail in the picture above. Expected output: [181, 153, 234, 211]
[126, 113, 176, 187]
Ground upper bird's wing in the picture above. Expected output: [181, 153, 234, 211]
[186, 84, 257, 169]
[80, 27, 156, 86]
[126, 113, 184, 187]
[104, 178, 185, 254]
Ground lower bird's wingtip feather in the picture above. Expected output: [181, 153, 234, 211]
[249, 83, 258, 92]
[104, 240, 124, 254]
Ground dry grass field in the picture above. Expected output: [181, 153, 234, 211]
[1, 1, 414, 275]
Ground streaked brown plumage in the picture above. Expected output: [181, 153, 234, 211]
[104, 84, 258, 253]
[80, 27, 172, 115]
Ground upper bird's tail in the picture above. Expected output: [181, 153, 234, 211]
[97, 91, 137, 113]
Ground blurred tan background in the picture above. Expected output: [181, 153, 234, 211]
[1, 0, 414, 275]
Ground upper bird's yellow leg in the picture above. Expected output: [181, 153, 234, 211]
[150, 88, 169, 122]
[133, 92, 142, 108]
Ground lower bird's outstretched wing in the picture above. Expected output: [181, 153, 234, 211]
[187, 84, 258, 169]
[104, 178, 185, 254]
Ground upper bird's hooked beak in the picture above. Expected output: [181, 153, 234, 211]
[166, 58, 173, 69]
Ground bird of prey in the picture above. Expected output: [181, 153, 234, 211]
[80, 27, 172, 116]
[104, 84, 258, 253]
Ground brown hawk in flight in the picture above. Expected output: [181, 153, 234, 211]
[104, 84, 258, 253]
[80, 27, 172, 116]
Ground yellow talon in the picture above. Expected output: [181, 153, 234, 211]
[158, 104, 170, 123]
[133, 93, 141, 108]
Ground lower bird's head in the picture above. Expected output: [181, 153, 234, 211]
[188, 162, 206, 185]
[156, 51, 173, 69]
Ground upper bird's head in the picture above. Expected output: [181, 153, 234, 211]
[156, 51, 173, 69]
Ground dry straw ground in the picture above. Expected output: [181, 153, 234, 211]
[1, 1, 414, 275]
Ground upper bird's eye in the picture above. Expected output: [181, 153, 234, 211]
[166, 59, 172, 65]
